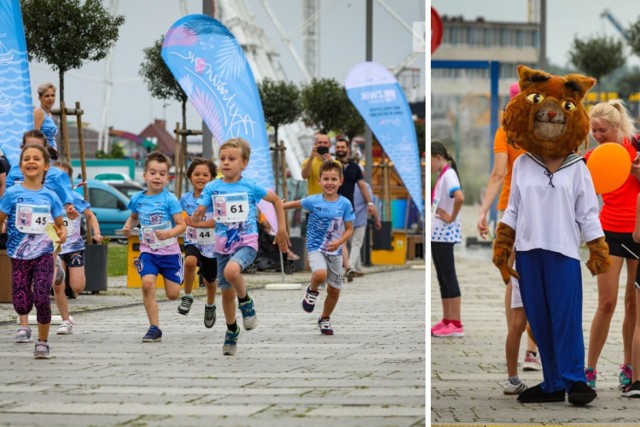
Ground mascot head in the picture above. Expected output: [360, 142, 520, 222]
[503, 65, 596, 158]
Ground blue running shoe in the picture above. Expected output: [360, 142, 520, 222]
[142, 325, 162, 342]
[239, 295, 258, 330]
[222, 327, 241, 356]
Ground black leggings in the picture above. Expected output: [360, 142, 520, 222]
[431, 241, 461, 299]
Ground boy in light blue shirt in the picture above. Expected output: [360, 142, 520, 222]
[284, 161, 354, 335]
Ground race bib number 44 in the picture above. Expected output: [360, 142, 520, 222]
[186, 226, 215, 245]
[15, 204, 49, 234]
[213, 193, 249, 223]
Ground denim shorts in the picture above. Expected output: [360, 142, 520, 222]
[216, 246, 257, 290]
[308, 250, 343, 290]
[136, 252, 184, 285]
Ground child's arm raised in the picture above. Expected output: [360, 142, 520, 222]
[263, 190, 291, 252]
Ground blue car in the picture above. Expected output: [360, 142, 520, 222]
[73, 179, 131, 239]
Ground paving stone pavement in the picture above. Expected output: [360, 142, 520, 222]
[431, 206, 640, 427]
[0, 265, 426, 426]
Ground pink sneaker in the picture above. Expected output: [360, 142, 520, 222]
[432, 323, 464, 337]
[431, 320, 447, 335]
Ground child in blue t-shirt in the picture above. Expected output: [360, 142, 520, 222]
[177, 158, 218, 329]
[122, 152, 186, 343]
[192, 138, 289, 356]
[283, 160, 355, 335]
[8, 130, 77, 344]
[0, 144, 66, 359]
[52, 161, 102, 335]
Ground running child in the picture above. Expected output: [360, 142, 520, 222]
[52, 160, 102, 335]
[191, 138, 289, 356]
[0, 144, 66, 358]
[177, 158, 219, 329]
[10, 129, 77, 343]
[283, 160, 355, 335]
[122, 151, 186, 342]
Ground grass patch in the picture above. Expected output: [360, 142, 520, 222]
[107, 244, 128, 276]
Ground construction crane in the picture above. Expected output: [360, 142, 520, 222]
[600, 8, 631, 42]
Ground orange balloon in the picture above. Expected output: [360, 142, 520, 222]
[586, 142, 631, 194]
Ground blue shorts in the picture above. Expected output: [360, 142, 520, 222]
[216, 247, 257, 290]
[136, 252, 184, 285]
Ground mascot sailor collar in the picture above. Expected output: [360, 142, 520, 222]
[492, 65, 610, 406]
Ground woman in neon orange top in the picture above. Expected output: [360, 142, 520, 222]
[584, 99, 640, 392]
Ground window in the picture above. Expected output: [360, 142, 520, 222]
[90, 188, 120, 209]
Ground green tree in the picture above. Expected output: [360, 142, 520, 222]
[629, 20, 640, 58]
[341, 101, 365, 141]
[21, 0, 125, 103]
[569, 35, 625, 92]
[139, 35, 188, 130]
[300, 78, 350, 133]
[258, 78, 302, 147]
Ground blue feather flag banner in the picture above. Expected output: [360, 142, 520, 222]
[0, 0, 34, 166]
[345, 62, 424, 219]
[162, 14, 278, 228]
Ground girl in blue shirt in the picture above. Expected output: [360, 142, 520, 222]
[0, 144, 66, 359]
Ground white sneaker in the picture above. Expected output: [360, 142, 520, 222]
[523, 351, 543, 371]
[503, 379, 527, 395]
[57, 320, 73, 335]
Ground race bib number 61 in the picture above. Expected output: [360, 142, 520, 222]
[213, 193, 249, 223]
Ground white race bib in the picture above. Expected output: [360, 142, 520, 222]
[62, 216, 76, 235]
[213, 193, 249, 223]
[141, 222, 177, 250]
[15, 204, 48, 234]
[186, 226, 215, 245]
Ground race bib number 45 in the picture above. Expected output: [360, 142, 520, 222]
[16, 204, 49, 234]
[213, 193, 249, 223]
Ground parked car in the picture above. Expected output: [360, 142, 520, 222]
[109, 180, 145, 199]
[73, 179, 130, 239]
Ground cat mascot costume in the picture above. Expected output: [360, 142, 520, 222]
[493, 65, 610, 406]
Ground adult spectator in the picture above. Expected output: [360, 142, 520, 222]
[33, 82, 58, 151]
[335, 136, 377, 281]
[349, 182, 382, 277]
[301, 133, 334, 196]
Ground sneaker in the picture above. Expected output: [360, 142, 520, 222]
[432, 323, 464, 337]
[142, 326, 162, 342]
[503, 379, 528, 395]
[620, 364, 633, 390]
[33, 340, 50, 359]
[15, 327, 32, 343]
[318, 317, 334, 335]
[345, 268, 355, 282]
[523, 351, 542, 371]
[585, 367, 597, 389]
[302, 286, 319, 313]
[431, 320, 447, 335]
[238, 295, 258, 330]
[177, 295, 193, 315]
[222, 327, 241, 356]
[204, 304, 217, 329]
[622, 380, 640, 398]
[56, 320, 73, 335]
[353, 271, 365, 278]
[568, 381, 597, 406]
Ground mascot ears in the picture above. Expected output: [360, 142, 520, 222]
[517, 65, 596, 102]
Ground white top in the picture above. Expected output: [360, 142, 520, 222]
[501, 154, 603, 261]
[431, 167, 462, 244]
